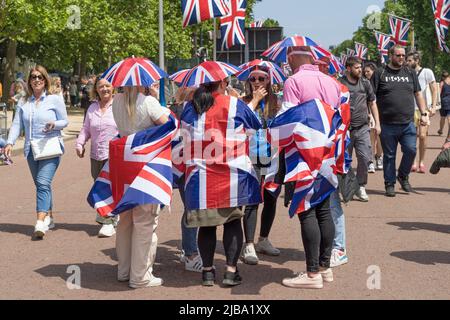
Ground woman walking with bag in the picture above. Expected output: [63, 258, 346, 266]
[4, 65, 68, 239]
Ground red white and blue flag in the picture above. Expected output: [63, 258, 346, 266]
[346, 48, 356, 57]
[249, 19, 265, 28]
[340, 53, 348, 68]
[180, 94, 262, 210]
[220, 0, 247, 49]
[431, 0, 450, 53]
[266, 99, 339, 217]
[374, 31, 393, 64]
[310, 46, 345, 75]
[181, 0, 229, 28]
[389, 14, 411, 46]
[334, 83, 351, 175]
[354, 42, 368, 60]
[87, 114, 179, 217]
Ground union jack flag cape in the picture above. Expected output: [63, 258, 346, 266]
[334, 83, 352, 175]
[181, 0, 229, 28]
[266, 99, 340, 217]
[354, 42, 368, 60]
[180, 93, 262, 210]
[87, 114, 179, 217]
[220, 0, 247, 49]
[374, 31, 393, 64]
[431, 0, 450, 53]
[389, 14, 411, 46]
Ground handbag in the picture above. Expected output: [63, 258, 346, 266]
[29, 107, 63, 161]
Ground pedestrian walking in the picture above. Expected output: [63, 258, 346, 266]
[76, 77, 119, 237]
[339, 56, 381, 202]
[406, 51, 438, 173]
[4, 65, 68, 239]
[438, 72, 450, 142]
[371, 45, 429, 197]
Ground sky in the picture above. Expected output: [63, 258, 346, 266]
[253, 0, 386, 48]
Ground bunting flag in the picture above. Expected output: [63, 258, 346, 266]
[249, 19, 265, 28]
[388, 14, 411, 46]
[354, 42, 368, 60]
[374, 31, 394, 64]
[346, 48, 356, 57]
[181, 0, 229, 28]
[431, 0, 450, 53]
[220, 0, 247, 49]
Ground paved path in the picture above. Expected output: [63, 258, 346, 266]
[0, 113, 449, 300]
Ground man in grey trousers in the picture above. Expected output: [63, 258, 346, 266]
[339, 56, 381, 201]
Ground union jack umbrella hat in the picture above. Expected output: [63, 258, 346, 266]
[262, 36, 318, 63]
[179, 60, 241, 87]
[169, 69, 191, 85]
[101, 56, 168, 87]
[236, 59, 287, 84]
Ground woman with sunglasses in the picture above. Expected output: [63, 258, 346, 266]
[240, 66, 282, 265]
[4, 65, 68, 239]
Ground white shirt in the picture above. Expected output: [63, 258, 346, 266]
[416, 68, 436, 109]
[112, 93, 169, 137]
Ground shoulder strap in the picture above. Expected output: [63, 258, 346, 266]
[417, 68, 424, 78]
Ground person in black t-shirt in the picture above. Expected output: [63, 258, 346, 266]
[339, 56, 380, 202]
[371, 45, 429, 197]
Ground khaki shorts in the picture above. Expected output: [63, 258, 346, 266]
[414, 109, 431, 127]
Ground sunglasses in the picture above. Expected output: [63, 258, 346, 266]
[249, 76, 267, 83]
[31, 75, 44, 81]
[394, 54, 405, 57]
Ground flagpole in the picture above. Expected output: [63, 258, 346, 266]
[213, 18, 217, 61]
[388, 13, 413, 23]
[159, 0, 166, 106]
[411, 25, 415, 50]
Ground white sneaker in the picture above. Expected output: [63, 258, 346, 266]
[376, 157, 383, 170]
[319, 268, 334, 283]
[44, 215, 55, 230]
[129, 276, 163, 288]
[34, 220, 47, 238]
[255, 238, 280, 256]
[240, 243, 259, 265]
[98, 224, 116, 238]
[368, 162, 376, 173]
[282, 272, 323, 289]
[330, 248, 348, 268]
[184, 254, 203, 273]
[355, 186, 369, 202]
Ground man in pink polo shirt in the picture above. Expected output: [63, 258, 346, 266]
[280, 46, 341, 114]
[280, 46, 342, 290]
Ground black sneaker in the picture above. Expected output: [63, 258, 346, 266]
[202, 269, 215, 287]
[397, 175, 413, 193]
[223, 270, 242, 286]
[385, 184, 396, 197]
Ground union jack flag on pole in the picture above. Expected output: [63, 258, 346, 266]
[354, 42, 368, 60]
[340, 53, 348, 67]
[374, 31, 393, 64]
[267, 99, 339, 217]
[87, 113, 179, 217]
[220, 0, 247, 49]
[181, 0, 229, 28]
[431, 0, 450, 53]
[388, 14, 411, 46]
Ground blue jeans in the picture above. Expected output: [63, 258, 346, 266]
[26, 153, 61, 213]
[330, 189, 345, 251]
[380, 122, 417, 185]
[178, 182, 198, 256]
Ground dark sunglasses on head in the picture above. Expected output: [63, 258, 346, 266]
[249, 76, 267, 83]
[31, 75, 44, 81]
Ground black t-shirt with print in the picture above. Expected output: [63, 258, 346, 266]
[371, 65, 421, 125]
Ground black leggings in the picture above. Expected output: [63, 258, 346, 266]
[297, 196, 334, 273]
[198, 219, 243, 268]
[243, 189, 278, 243]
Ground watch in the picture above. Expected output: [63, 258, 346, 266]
[421, 112, 428, 116]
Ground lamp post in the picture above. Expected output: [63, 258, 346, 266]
[159, 0, 166, 106]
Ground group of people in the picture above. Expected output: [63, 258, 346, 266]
[3, 42, 450, 290]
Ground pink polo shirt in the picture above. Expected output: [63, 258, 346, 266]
[76, 100, 118, 161]
[280, 64, 341, 114]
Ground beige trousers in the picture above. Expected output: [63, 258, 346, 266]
[116, 204, 160, 287]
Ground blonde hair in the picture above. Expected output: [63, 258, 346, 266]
[49, 76, 62, 95]
[26, 65, 51, 98]
[123, 87, 139, 123]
